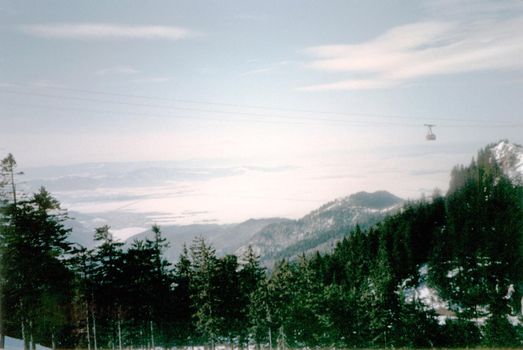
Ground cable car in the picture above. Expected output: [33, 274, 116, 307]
[425, 124, 436, 141]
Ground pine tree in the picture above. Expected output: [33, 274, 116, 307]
[0, 153, 25, 348]
[248, 278, 272, 350]
[365, 232, 396, 348]
[120, 239, 156, 349]
[214, 254, 242, 348]
[91, 225, 124, 349]
[144, 225, 172, 347]
[68, 245, 96, 350]
[172, 244, 195, 346]
[1, 187, 73, 349]
[239, 246, 265, 348]
[189, 237, 219, 350]
[266, 260, 295, 349]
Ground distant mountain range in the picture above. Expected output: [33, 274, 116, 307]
[62, 140, 523, 265]
[235, 190, 403, 265]
[120, 190, 403, 264]
[125, 217, 290, 263]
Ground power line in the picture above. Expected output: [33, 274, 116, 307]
[1, 84, 517, 126]
[4, 99, 522, 129]
[2, 89, 419, 125]
[32, 85, 511, 124]
[2, 101, 423, 127]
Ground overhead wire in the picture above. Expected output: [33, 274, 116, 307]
[2, 101, 423, 128]
[0, 89, 419, 126]
[6, 101, 522, 129]
[1, 84, 522, 128]
[11, 84, 510, 124]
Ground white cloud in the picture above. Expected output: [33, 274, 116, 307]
[299, 78, 400, 91]
[21, 23, 197, 40]
[302, 16, 523, 91]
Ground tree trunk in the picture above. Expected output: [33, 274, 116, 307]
[117, 318, 122, 350]
[0, 290, 4, 350]
[268, 327, 272, 350]
[139, 327, 144, 350]
[51, 332, 56, 350]
[266, 302, 272, 350]
[20, 302, 28, 350]
[86, 301, 92, 350]
[29, 320, 35, 350]
[276, 326, 285, 350]
[149, 321, 154, 350]
[21, 317, 28, 350]
[92, 306, 98, 350]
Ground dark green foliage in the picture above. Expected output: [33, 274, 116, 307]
[238, 246, 264, 347]
[1, 183, 74, 349]
[395, 300, 441, 347]
[438, 318, 482, 347]
[2, 145, 523, 348]
[189, 236, 220, 348]
[429, 145, 523, 331]
[483, 314, 522, 347]
[170, 245, 194, 345]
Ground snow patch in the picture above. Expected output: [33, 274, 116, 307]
[404, 264, 522, 327]
[403, 264, 455, 324]
[447, 267, 459, 278]
[491, 140, 523, 184]
[507, 314, 522, 327]
[5, 337, 50, 350]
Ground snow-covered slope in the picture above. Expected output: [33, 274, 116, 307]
[125, 191, 403, 264]
[490, 140, 523, 184]
[403, 265, 522, 327]
[403, 265, 457, 325]
[237, 191, 403, 265]
[125, 217, 291, 262]
[4, 337, 50, 350]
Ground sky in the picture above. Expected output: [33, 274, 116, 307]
[1, 0, 523, 238]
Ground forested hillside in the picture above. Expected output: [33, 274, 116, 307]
[236, 190, 403, 266]
[1, 142, 522, 349]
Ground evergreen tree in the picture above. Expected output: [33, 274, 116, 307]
[248, 278, 273, 350]
[266, 260, 296, 349]
[171, 244, 195, 346]
[190, 237, 219, 350]
[68, 245, 96, 350]
[119, 239, 158, 349]
[431, 148, 523, 328]
[239, 246, 265, 348]
[144, 225, 172, 347]
[364, 233, 396, 348]
[1, 187, 73, 349]
[91, 225, 124, 349]
[214, 254, 242, 348]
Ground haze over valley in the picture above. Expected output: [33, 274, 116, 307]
[1, 0, 523, 348]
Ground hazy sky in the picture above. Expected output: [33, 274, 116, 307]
[1, 0, 523, 235]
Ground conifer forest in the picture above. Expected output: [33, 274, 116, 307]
[1, 144, 522, 349]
